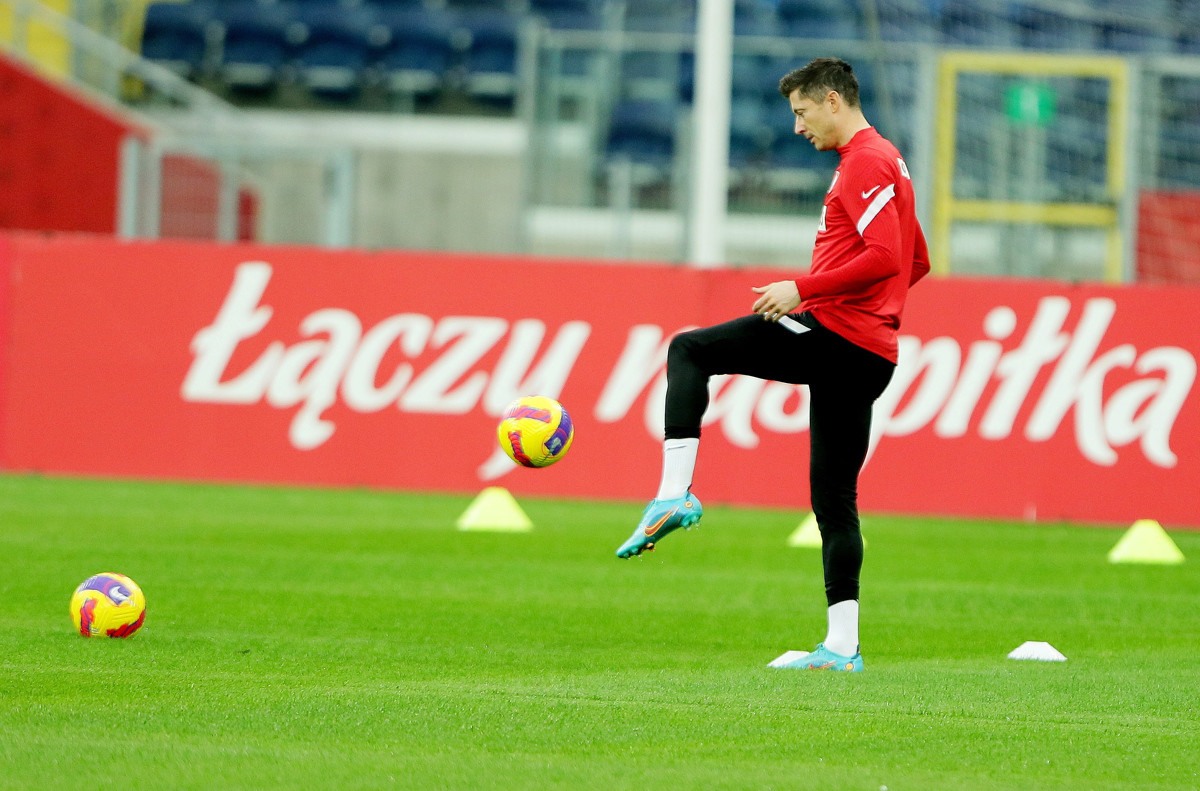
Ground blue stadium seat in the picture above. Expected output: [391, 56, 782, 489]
[1090, 0, 1171, 15]
[1179, 1, 1200, 54]
[533, 4, 603, 33]
[1162, 76, 1200, 122]
[850, 62, 908, 134]
[734, 0, 780, 36]
[1180, 29, 1200, 55]
[1046, 116, 1108, 201]
[444, 0, 511, 7]
[1099, 20, 1175, 54]
[876, 0, 935, 43]
[624, 3, 693, 35]
[141, 1, 213, 78]
[725, 52, 765, 104]
[459, 10, 521, 106]
[620, 5, 691, 102]
[778, 0, 859, 40]
[1157, 122, 1200, 188]
[292, 5, 379, 99]
[620, 50, 686, 102]
[729, 97, 772, 168]
[939, 0, 1019, 48]
[372, 8, 456, 103]
[531, 3, 603, 80]
[949, 74, 1004, 200]
[1011, 4, 1100, 51]
[768, 120, 829, 171]
[759, 56, 798, 100]
[529, 0, 596, 16]
[214, 2, 294, 92]
[1054, 77, 1109, 125]
[605, 99, 679, 168]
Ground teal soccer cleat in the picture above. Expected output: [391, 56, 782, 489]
[616, 492, 703, 558]
[770, 643, 864, 672]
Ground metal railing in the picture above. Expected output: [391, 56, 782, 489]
[1, 0, 235, 122]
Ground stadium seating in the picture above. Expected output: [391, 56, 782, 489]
[213, 1, 294, 93]
[131, 0, 1200, 212]
[876, 0, 936, 43]
[1099, 19, 1175, 54]
[1045, 116, 1108, 201]
[139, 0, 1200, 116]
[623, 0, 694, 34]
[620, 49, 687, 102]
[291, 5, 379, 100]
[1157, 122, 1200, 189]
[1011, 4, 1100, 51]
[373, 8, 456, 105]
[141, 1, 213, 78]
[459, 10, 521, 107]
[604, 98, 678, 168]
[728, 96, 771, 168]
[1179, 29, 1200, 55]
[765, 113, 832, 200]
[939, 0, 1019, 48]
[531, 2, 604, 82]
[529, 0, 599, 22]
[777, 0, 860, 40]
[733, 0, 781, 37]
[1179, 0, 1200, 53]
[1162, 75, 1200, 122]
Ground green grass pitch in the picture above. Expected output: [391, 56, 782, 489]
[1, 474, 1198, 790]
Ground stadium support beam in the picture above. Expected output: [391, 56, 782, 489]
[687, 0, 733, 268]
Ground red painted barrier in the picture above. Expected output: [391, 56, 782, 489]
[2, 233, 1197, 526]
[0, 54, 257, 240]
[0, 55, 141, 234]
[1138, 190, 1200, 284]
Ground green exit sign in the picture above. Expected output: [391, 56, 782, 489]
[1004, 82, 1057, 126]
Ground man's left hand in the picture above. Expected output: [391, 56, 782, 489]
[751, 280, 801, 322]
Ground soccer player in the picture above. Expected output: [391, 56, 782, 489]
[615, 57, 930, 672]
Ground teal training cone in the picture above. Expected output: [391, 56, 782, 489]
[1107, 519, 1184, 565]
[456, 487, 533, 532]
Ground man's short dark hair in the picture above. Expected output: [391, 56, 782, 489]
[779, 57, 860, 108]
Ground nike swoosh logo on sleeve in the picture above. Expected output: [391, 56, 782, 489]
[856, 184, 897, 235]
[861, 185, 881, 199]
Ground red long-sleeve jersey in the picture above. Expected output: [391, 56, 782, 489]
[794, 127, 929, 363]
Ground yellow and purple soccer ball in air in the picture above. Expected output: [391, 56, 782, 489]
[70, 573, 146, 638]
[497, 396, 575, 468]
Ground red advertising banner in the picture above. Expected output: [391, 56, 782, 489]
[2, 233, 1198, 527]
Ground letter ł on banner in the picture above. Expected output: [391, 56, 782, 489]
[181, 262, 282, 404]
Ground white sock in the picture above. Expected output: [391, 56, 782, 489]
[654, 438, 699, 500]
[824, 599, 860, 657]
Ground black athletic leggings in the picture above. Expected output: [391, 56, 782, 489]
[664, 312, 895, 606]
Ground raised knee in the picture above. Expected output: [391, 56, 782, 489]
[668, 330, 697, 353]
[667, 330, 701, 366]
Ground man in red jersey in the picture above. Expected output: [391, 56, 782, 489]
[615, 58, 930, 672]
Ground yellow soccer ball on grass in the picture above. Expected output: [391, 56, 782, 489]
[70, 572, 147, 638]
